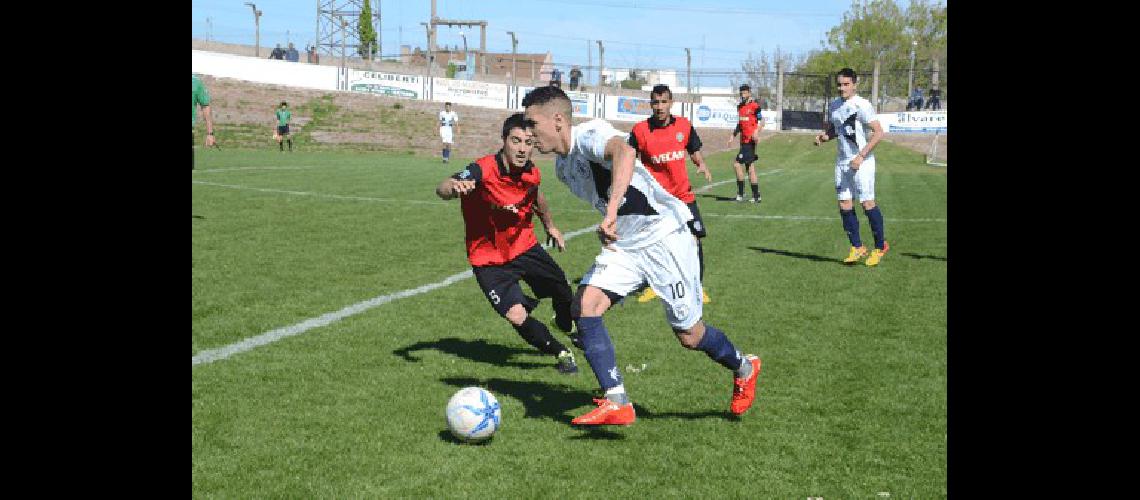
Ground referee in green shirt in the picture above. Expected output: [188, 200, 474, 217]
[275, 102, 293, 152]
[192, 74, 216, 169]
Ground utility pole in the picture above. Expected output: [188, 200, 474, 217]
[586, 40, 592, 90]
[597, 40, 604, 91]
[244, 3, 262, 57]
[421, 21, 433, 83]
[684, 47, 691, 104]
[908, 40, 917, 105]
[507, 31, 518, 100]
[340, 16, 348, 88]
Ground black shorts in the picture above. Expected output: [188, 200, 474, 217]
[277, 125, 290, 135]
[686, 201, 707, 238]
[472, 244, 573, 317]
[736, 142, 758, 166]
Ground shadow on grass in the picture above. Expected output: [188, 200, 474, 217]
[193, 215, 206, 219]
[437, 429, 495, 446]
[900, 252, 947, 262]
[747, 246, 844, 264]
[440, 376, 731, 436]
[393, 337, 549, 371]
[698, 193, 746, 203]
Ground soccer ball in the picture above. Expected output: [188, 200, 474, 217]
[445, 386, 501, 443]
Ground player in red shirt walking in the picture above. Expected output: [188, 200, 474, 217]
[628, 84, 713, 305]
[726, 84, 765, 204]
[436, 113, 579, 373]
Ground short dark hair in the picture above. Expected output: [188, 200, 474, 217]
[739, 84, 750, 91]
[280, 101, 288, 107]
[521, 85, 572, 118]
[837, 68, 858, 82]
[650, 84, 672, 99]
[501, 112, 535, 140]
[445, 102, 452, 106]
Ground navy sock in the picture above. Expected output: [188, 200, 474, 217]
[696, 324, 743, 371]
[575, 316, 622, 391]
[512, 317, 567, 356]
[736, 180, 744, 196]
[750, 182, 759, 198]
[840, 209, 862, 248]
[864, 206, 886, 249]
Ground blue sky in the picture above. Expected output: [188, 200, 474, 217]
[192, 0, 853, 85]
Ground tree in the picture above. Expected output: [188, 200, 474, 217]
[357, 0, 378, 59]
[787, 0, 946, 103]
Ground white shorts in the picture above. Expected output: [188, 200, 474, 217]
[440, 127, 454, 144]
[835, 157, 875, 202]
[579, 226, 703, 330]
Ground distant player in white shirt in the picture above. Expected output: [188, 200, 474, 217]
[814, 68, 889, 266]
[438, 102, 460, 163]
[522, 85, 762, 426]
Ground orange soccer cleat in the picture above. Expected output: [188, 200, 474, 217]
[730, 355, 762, 415]
[571, 398, 636, 426]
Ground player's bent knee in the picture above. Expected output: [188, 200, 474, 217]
[576, 286, 611, 317]
[504, 304, 529, 326]
[862, 200, 877, 210]
[673, 321, 705, 349]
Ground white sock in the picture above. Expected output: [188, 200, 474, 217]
[735, 353, 753, 379]
[604, 385, 628, 404]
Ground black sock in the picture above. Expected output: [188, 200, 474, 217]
[279, 142, 283, 151]
[750, 183, 759, 198]
[512, 317, 567, 356]
[287, 139, 293, 151]
[736, 180, 744, 196]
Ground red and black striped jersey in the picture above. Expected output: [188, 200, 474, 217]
[451, 152, 541, 266]
[628, 115, 702, 203]
[735, 99, 763, 144]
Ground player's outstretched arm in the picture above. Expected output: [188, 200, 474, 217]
[814, 123, 835, 146]
[436, 177, 475, 200]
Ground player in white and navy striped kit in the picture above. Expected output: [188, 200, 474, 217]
[815, 68, 889, 266]
[522, 86, 762, 426]
[438, 102, 460, 163]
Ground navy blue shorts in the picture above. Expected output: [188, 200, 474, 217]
[277, 125, 290, 135]
[736, 142, 758, 166]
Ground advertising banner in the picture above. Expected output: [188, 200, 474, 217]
[603, 96, 683, 122]
[348, 70, 423, 99]
[432, 78, 509, 108]
[875, 111, 946, 134]
[514, 87, 594, 117]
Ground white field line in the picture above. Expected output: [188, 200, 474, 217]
[192, 224, 598, 366]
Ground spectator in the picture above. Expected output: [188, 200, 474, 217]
[907, 87, 924, 111]
[550, 67, 562, 88]
[306, 44, 319, 64]
[269, 43, 285, 60]
[568, 66, 582, 90]
[286, 42, 300, 62]
[925, 88, 942, 110]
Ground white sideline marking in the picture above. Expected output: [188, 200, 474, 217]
[192, 224, 599, 366]
[193, 180, 448, 206]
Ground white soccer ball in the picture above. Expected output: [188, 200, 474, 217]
[445, 386, 501, 443]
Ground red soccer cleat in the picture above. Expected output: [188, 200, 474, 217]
[730, 355, 762, 415]
[571, 398, 636, 425]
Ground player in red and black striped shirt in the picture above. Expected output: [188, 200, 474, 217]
[725, 84, 765, 203]
[436, 113, 579, 373]
[627, 84, 713, 305]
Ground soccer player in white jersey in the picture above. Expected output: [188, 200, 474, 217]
[522, 85, 762, 425]
[814, 68, 889, 266]
[438, 102, 461, 163]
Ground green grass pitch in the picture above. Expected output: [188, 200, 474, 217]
[192, 134, 947, 498]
